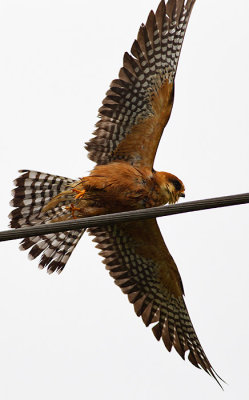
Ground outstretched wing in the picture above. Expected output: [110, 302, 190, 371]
[86, 0, 196, 168]
[89, 219, 222, 386]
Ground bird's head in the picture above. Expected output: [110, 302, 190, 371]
[155, 171, 185, 204]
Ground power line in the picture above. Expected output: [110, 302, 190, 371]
[0, 192, 248, 243]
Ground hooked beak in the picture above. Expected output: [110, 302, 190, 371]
[180, 193, 185, 198]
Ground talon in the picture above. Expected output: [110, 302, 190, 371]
[65, 204, 81, 219]
[72, 188, 86, 199]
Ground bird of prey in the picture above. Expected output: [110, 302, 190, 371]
[9, 0, 223, 386]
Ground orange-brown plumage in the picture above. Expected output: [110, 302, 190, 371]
[9, 0, 223, 387]
[43, 162, 185, 218]
[113, 80, 174, 168]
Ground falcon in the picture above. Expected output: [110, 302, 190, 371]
[9, 0, 223, 386]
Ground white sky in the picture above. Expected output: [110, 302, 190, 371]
[0, 0, 249, 399]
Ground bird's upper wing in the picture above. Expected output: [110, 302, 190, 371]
[89, 219, 222, 386]
[86, 0, 196, 168]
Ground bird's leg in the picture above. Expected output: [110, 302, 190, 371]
[65, 204, 81, 219]
[72, 188, 86, 200]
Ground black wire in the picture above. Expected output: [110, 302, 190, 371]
[0, 192, 248, 242]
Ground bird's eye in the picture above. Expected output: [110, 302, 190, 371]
[171, 179, 182, 191]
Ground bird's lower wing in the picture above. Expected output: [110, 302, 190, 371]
[89, 219, 223, 386]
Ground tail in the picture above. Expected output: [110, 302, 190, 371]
[9, 170, 85, 274]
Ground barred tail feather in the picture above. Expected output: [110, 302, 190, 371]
[9, 170, 85, 273]
[9, 169, 75, 227]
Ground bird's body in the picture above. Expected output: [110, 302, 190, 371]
[9, 0, 223, 387]
[43, 162, 185, 220]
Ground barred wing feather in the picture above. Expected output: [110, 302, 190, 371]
[89, 219, 223, 386]
[86, 0, 196, 168]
